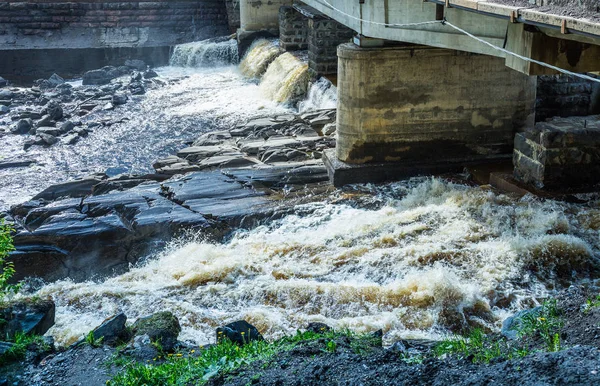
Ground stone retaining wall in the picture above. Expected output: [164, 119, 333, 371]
[536, 74, 600, 122]
[308, 18, 353, 76]
[279, 6, 308, 51]
[513, 115, 600, 190]
[0, 0, 230, 50]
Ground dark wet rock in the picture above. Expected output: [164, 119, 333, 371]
[198, 154, 260, 169]
[38, 133, 58, 146]
[91, 174, 170, 196]
[0, 76, 7, 87]
[37, 73, 65, 90]
[128, 81, 145, 95]
[143, 69, 158, 79]
[10, 119, 32, 134]
[0, 298, 55, 338]
[112, 93, 128, 106]
[0, 158, 36, 170]
[92, 313, 130, 346]
[0, 89, 13, 100]
[124, 59, 147, 71]
[44, 101, 63, 121]
[306, 322, 332, 334]
[62, 134, 80, 145]
[32, 174, 107, 201]
[18, 110, 42, 120]
[35, 114, 55, 128]
[193, 131, 233, 147]
[60, 120, 75, 134]
[132, 312, 181, 352]
[23, 139, 36, 151]
[225, 162, 329, 189]
[216, 321, 263, 346]
[502, 306, 542, 340]
[36, 127, 63, 137]
[156, 162, 201, 175]
[82, 66, 120, 86]
[177, 145, 237, 163]
[0, 105, 9, 115]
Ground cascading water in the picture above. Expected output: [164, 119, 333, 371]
[239, 39, 282, 79]
[169, 37, 239, 67]
[299, 77, 338, 113]
[32, 178, 600, 346]
[259, 52, 309, 104]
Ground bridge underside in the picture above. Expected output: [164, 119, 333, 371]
[239, 0, 600, 190]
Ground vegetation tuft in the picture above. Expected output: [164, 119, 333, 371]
[108, 330, 371, 385]
[0, 331, 49, 366]
[0, 220, 20, 299]
[435, 299, 564, 363]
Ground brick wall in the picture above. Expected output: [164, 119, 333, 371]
[0, 0, 230, 49]
[536, 74, 600, 122]
[279, 6, 308, 51]
[308, 18, 353, 76]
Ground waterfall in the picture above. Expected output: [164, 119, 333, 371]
[239, 39, 282, 79]
[299, 77, 338, 112]
[259, 52, 308, 104]
[170, 37, 238, 67]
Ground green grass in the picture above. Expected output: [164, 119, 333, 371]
[0, 332, 49, 366]
[0, 220, 20, 299]
[583, 294, 600, 314]
[435, 299, 564, 363]
[108, 330, 370, 386]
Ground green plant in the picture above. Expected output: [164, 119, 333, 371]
[0, 332, 49, 365]
[583, 295, 600, 314]
[518, 299, 563, 352]
[108, 329, 368, 385]
[0, 220, 20, 298]
[85, 331, 104, 348]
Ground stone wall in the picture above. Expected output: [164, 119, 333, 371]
[279, 6, 308, 51]
[536, 74, 600, 122]
[0, 0, 230, 50]
[225, 0, 240, 33]
[308, 18, 353, 76]
[513, 116, 600, 190]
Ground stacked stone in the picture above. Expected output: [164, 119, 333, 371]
[0, 0, 227, 35]
[279, 6, 308, 51]
[513, 115, 600, 190]
[308, 18, 354, 76]
[536, 74, 600, 122]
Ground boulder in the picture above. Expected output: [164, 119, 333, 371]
[122, 334, 159, 362]
[44, 102, 63, 121]
[306, 322, 332, 334]
[60, 120, 75, 134]
[63, 133, 80, 145]
[82, 66, 120, 86]
[124, 59, 147, 71]
[37, 73, 65, 89]
[0, 89, 13, 100]
[132, 311, 181, 352]
[143, 69, 158, 79]
[0, 76, 7, 87]
[32, 173, 107, 201]
[10, 119, 32, 135]
[0, 105, 8, 115]
[36, 115, 55, 128]
[38, 133, 58, 146]
[216, 320, 263, 345]
[0, 298, 55, 338]
[112, 93, 128, 106]
[91, 313, 130, 345]
[36, 127, 62, 137]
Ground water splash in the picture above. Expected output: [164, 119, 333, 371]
[299, 78, 337, 113]
[170, 38, 239, 68]
[34, 178, 600, 346]
[259, 52, 309, 104]
[239, 39, 282, 79]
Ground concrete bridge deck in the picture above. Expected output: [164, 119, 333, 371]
[296, 0, 600, 75]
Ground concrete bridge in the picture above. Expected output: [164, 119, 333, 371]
[239, 0, 600, 190]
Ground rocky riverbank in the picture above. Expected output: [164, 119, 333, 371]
[2, 285, 600, 385]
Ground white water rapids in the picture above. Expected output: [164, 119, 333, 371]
[6, 37, 600, 348]
[35, 178, 600, 346]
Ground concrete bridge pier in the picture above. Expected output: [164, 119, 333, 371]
[324, 43, 538, 186]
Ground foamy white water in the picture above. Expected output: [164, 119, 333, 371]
[299, 78, 337, 113]
[34, 178, 600, 346]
